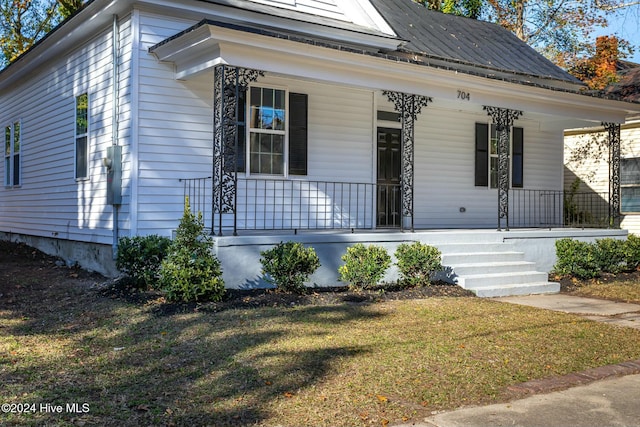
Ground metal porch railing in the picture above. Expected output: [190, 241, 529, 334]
[510, 189, 612, 229]
[179, 178, 615, 233]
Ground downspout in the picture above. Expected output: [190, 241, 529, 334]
[111, 14, 120, 258]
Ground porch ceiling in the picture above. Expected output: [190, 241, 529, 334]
[149, 21, 639, 126]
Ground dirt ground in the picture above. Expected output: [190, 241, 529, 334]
[0, 240, 475, 317]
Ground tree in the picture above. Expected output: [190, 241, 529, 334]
[571, 35, 624, 90]
[483, 0, 630, 66]
[58, 0, 83, 19]
[413, 0, 484, 18]
[0, 0, 84, 67]
[413, 0, 636, 69]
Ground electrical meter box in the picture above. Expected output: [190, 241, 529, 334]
[105, 145, 122, 205]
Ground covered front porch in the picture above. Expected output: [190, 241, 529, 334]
[148, 18, 631, 240]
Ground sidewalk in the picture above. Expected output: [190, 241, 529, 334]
[497, 293, 640, 330]
[397, 293, 640, 427]
[421, 373, 640, 427]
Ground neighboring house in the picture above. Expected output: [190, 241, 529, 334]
[1, 0, 638, 295]
[564, 61, 640, 234]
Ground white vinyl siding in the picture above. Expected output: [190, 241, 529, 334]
[136, 12, 214, 235]
[136, 10, 376, 234]
[410, 103, 563, 229]
[0, 15, 133, 243]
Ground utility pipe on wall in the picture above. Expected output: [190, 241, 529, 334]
[111, 14, 120, 259]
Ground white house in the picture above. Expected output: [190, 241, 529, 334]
[1, 0, 639, 296]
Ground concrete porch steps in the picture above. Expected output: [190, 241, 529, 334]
[436, 242, 560, 298]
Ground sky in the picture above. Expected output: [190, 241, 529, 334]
[594, 5, 640, 63]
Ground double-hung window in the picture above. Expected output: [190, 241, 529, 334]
[475, 123, 523, 188]
[235, 86, 307, 176]
[4, 121, 21, 187]
[621, 157, 640, 213]
[75, 93, 89, 179]
[249, 87, 286, 175]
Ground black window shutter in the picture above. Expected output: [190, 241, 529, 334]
[289, 92, 308, 175]
[235, 90, 247, 173]
[475, 123, 488, 187]
[512, 127, 523, 188]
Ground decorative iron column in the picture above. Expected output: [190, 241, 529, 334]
[382, 91, 431, 231]
[604, 122, 621, 228]
[213, 65, 263, 236]
[484, 106, 523, 231]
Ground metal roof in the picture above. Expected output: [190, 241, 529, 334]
[369, 0, 583, 86]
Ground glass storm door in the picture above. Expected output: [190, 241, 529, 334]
[377, 127, 401, 228]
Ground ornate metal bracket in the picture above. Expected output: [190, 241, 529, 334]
[383, 91, 432, 231]
[213, 65, 264, 235]
[484, 106, 523, 231]
[604, 122, 621, 228]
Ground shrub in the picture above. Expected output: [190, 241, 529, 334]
[338, 243, 391, 290]
[593, 238, 627, 274]
[159, 198, 225, 302]
[553, 238, 599, 279]
[260, 241, 320, 293]
[624, 234, 640, 270]
[395, 242, 443, 287]
[116, 235, 172, 290]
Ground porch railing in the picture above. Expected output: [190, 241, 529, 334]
[179, 178, 614, 233]
[179, 176, 213, 232]
[510, 189, 611, 229]
[233, 179, 376, 232]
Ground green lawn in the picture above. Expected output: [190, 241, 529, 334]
[2, 283, 640, 426]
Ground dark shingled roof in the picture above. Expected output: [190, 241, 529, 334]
[606, 62, 640, 103]
[369, 0, 582, 85]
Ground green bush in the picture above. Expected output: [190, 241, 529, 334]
[116, 235, 172, 290]
[593, 238, 627, 274]
[553, 238, 599, 279]
[260, 241, 320, 293]
[159, 198, 225, 302]
[338, 243, 391, 290]
[395, 242, 443, 287]
[624, 234, 640, 270]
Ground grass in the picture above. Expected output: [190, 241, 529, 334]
[3, 284, 640, 426]
[564, 276, 640, 304]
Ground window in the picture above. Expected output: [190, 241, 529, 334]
[475, 123, 523, 188]
[249, 87, 286, 175]
[5, 121, 20, 187]
[75, 93, 89, 179]
[621, 157, 640, 213]
[240, 87, 308, 176]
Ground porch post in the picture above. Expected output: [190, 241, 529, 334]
[604, 122, 621, 228]
[212, 65, 262, 236]
[484, 106, 523, 231]
[383, 91, 431, 231]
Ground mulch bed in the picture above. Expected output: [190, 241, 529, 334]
[1, 240, 474, 317]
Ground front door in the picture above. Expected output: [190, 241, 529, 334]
[377, 127, 402, 227]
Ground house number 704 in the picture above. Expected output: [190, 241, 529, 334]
[457, 90, 470, 101]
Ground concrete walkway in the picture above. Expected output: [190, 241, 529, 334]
[396, 294, 640, 427]
[497, 294, 640, 330]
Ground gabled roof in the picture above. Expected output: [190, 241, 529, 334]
[369, 0, 582, 87]
[0, 0, 592, 94]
